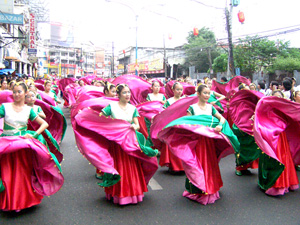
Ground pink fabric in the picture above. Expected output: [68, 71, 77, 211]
[0, 91, 65, 146]
[65, 84, 80, 106]
[265, 185, 299, 196]
[165, 80, 195, 98]
[254, 96, 300, 166]
[211, 76, 250, 96]
[37, 90, 56, 106]
[35, 83, 45, 91]
[112, 75, 152, 105]
[74, 86, 105, 104]
[229, 90, 264, 135]
[136, 101, 164, 120]
[0, 136, 64, 196]
[74, 108, 158, 184]
[58, 78, 76, 93]
[158, 123, 234, 193]
[70, 97, 118, 125]
[106, 193, 144, 205]
[182, 191, 220, 205]
[150, 96, 198, 148]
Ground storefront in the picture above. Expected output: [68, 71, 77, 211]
[127, 58, 165, 77]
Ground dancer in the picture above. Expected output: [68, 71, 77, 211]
[0, 80, 8, 91]
[44, 80, 61, 105]
[100, 84, 158, 205]
[147, 80, 166, 104]
[254, 90, 299, 196]
[160, 82, 184, 172]
[158, 84, 239, 204]
[26, 90, 46, 119]
[103, 82, 117, 98]
[0, 82, 63, 211]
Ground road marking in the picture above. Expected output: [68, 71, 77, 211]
[148, 178, 163, 190]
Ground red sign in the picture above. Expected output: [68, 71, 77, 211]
[29, 13, 36, 50]
[61, 64, 76, 68]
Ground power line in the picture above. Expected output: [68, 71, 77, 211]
[188, 0, 224, 10]
[218, 24, 300, 41]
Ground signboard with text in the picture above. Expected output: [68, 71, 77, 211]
[0, 12, 23, 25]
[28, 13, 37, 54]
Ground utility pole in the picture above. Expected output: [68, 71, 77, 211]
[163, 34, 167, 78]
[225, 3, 235, 77]
[206, 47, 213, 78]
[112, 41, 114, 77]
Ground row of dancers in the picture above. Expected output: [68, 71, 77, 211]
[0, 74, 299, 212]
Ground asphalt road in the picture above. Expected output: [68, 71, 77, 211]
[1, 105, 300, 225]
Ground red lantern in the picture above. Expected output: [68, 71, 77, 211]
[122, 50, 125, 54]
[108, 61, 111, 65]
[193, 28, 199, 36]
[238, 11, 245, 24]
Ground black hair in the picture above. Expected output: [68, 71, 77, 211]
[258, 81, 265, 90]
[103, 81, 116, 95]
[151, 80, 160, 87]
[272, 90, 284, 98]
[116, 84, 129, 95]
[270, 81, 278, 87]
[283, 79, 292, 91]
[1, 79, 7, 85]
[220, 76, 228, 82]
[44, 80, 52, 87]
[197, 84, 208, 94]
[238, 83, 246, 90]
[13, 82, 28, 92]
[172, 82, 182, 90]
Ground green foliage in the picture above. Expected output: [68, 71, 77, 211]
[233, 36, 286, 73]
[267, 57, 300, 73]
[212, 53, 228, 73]
[184, 27, 220, 73]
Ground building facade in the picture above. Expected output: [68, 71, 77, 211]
[118, 46, 185, 78]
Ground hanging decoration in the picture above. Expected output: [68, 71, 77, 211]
[238, 11, 245, 24]
[193, 28, 199, 36]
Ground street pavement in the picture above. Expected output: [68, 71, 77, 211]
[1, 105, 300, 225]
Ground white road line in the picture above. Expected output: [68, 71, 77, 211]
[148, 178, 163, 190]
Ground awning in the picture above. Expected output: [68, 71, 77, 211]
[4, 48, 19, 61]
[0, 69, 15, 75]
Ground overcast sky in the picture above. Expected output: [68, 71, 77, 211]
[49, 0, 300, 51]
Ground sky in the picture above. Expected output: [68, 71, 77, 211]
[48, 0, 300, 52]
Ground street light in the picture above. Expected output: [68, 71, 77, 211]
[105, 0, 138, 75]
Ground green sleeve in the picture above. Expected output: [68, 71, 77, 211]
[146, 94, 151, 101]
[53, 93, 59, 102]
[0, 104, 5, 118]
[29, 108, 38, 121]
[102, 104, 112, 116]
[212, 106, 217, 115]
[133, 108, 140, 118]
[37, 94, 42, 100]
[162, 95, 166, 101]
[187, 106, 194, 115]
[164, 101, 170, 108]
[37, 106, 44, 114]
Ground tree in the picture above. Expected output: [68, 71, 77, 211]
[233, 36, 289, 73]
[184, 27, 220, 73]
[267, 57, 300, 73]
[212, 53, 228, 73]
